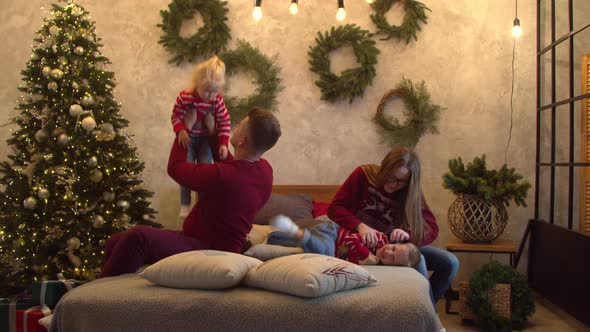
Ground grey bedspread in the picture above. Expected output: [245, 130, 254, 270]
[50, 265, 437, 332]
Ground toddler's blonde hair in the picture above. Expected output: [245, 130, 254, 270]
[190, 56, 225, 92]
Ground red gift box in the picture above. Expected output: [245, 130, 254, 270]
[16, 305, 52, 332]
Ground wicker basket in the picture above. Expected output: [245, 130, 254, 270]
[448, 195, 508, 243]
[458, 281, 511, 321]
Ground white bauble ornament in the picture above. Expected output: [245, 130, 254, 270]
[89, 170, 103, 183]
[47, 82, 58, 91]
[87, 156, 98, 167]
[52, 127, 65, 137]
[49, 26, 60, 36]
[142, 214, 151, 220]
[74, 46, 84, 55]
[67, 237, 81, 250]
[117, 200, 130, 211]
[81, 116, 96, 131]
[37, 188, 50, 199]
[68, 253, 82, 267]
[91, 215, 105, 228]
[51, 44, 58, 54]
[100, 123, 114, 134]
[23, 196, 37, 210]
[31, 52, 40, 61]
[102, 191, 115, 202]
[69, 104, 83, 117]
[72, 81, 79, 90]
[57, 133, 69, 146]
[81, 95, 95, 106]
[71, 6, 83, 17]
[51, 69, 64, 80]
[42, 66, 51, 77]
[35, 129, 48, 142]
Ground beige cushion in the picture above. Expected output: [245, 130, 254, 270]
[140, 250, 262, 289]
[243, 253, 377, 298]
[243, 244, 304, 261]
[247, 224, 276, 245]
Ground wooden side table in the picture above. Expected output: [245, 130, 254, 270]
[444, 237, 517, 314]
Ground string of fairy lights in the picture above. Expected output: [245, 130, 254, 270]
[252, 0, 375, 22]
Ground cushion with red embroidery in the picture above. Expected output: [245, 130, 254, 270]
[243, 253, 376, 297]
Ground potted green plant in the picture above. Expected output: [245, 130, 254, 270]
[442, 155, 530, 243]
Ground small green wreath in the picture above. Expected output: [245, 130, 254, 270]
[370, 0, 430, 44]
[467, 261, 535, 331]
[157, 0, 231, 65]
[308, 24, 379, 103]
[373, 78, 443, 148]
[220, 40, 283, 123]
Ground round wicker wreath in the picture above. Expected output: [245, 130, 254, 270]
[157, 0, 231, 65]
[370, 0, 430, 44]
[467, 261, 535, 331]
[308, 24, 379, 103]
[373, 78, 443, 148]
[220, 39, 283, 123]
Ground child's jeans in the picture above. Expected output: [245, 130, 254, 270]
[180, 136, 213, 206]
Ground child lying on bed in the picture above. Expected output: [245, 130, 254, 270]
[265, 215, 421, 267]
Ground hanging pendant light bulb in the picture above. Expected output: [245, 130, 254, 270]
[336, 0, 346, 21]
[512, 18, 522, 38]
[290, 0, 299, 15]
[366, 0, 375, 3]
[511, 0, 521, 38]
[252, 0, 263, 21]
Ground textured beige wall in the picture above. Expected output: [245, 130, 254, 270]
[2, 0, 584, 281]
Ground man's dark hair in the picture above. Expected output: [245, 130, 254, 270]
[247, 107, 281, 154]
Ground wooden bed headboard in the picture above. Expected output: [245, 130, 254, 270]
[272, 185, 340, 203]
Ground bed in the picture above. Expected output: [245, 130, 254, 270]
[49, 186, 438, 332]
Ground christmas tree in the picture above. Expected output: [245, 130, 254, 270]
[0, 3, 160, 296]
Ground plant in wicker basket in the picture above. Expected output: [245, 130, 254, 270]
[442, 155, 530, 242]
[465, 261, 535, 331]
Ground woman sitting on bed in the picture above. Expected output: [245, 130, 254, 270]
[324, 146, 458, 305]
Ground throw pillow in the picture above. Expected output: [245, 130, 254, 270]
[253, 193, 313, 225]
[243, 253, 377, 297]
[243, 244, 304, 261]
[140, 250, 262, 289]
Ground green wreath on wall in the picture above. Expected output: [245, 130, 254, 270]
[220, 40, 283, 123]
[467, 261, 535, 331]
[370, 0, 430, 44]
[373, 78, 443, 148]
[308, 24, 380, 104]
[157, 0, 231, 65]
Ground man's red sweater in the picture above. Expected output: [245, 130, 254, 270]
[167, 141, 273, 252]
[328, 167, 439, 246]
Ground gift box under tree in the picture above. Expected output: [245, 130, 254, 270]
[32, 277, 84, 309]
[16, 305, 52, 332]
[0, 298, 36, 332]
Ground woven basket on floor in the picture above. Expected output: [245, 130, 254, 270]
[458, 281, 511, 320]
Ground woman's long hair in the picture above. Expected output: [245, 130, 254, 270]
[375, 147, 424, 245]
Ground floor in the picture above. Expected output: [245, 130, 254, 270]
[438, 294, 590, 332]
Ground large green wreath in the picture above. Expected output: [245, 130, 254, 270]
[308, 24, 379, 103]
[373, 78, 443, 148]
[370, 0, 430, 44]
[220, 40, 283, 123]
[466, 261, 535, 331]
[157, 0, 231, 65]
